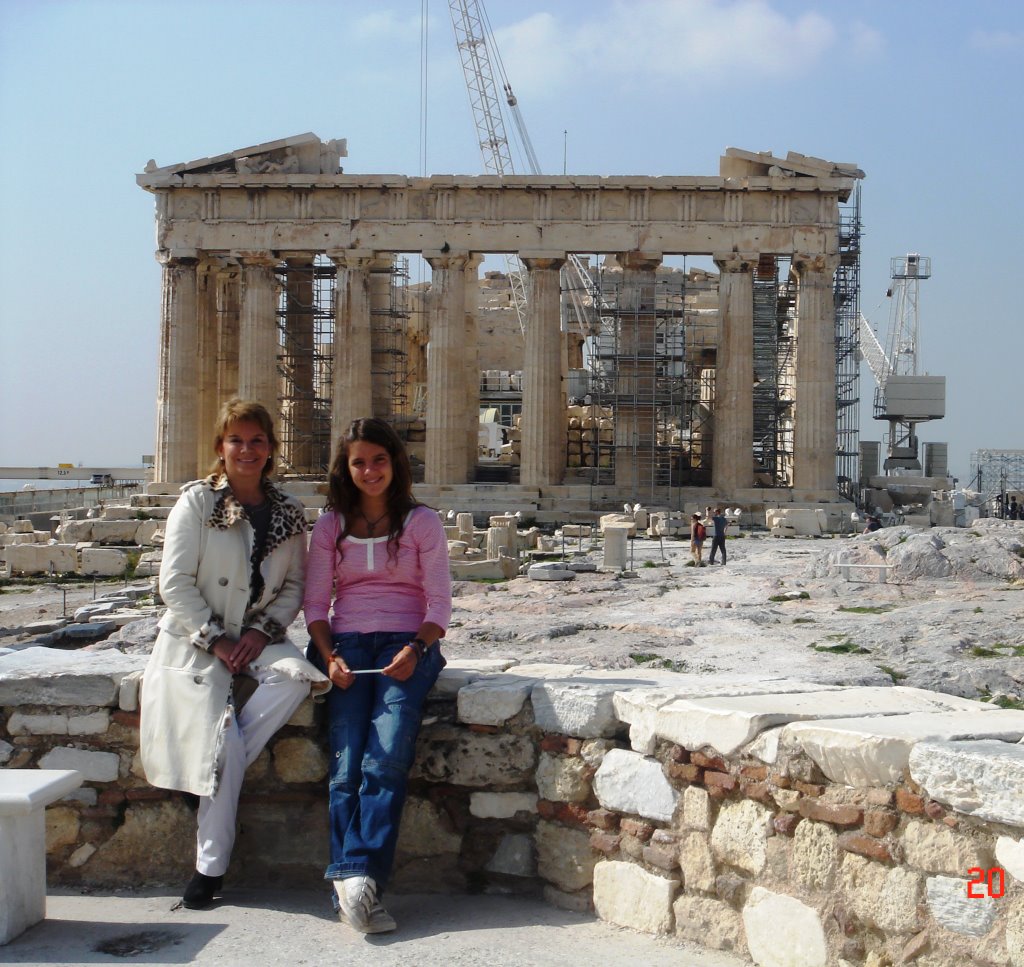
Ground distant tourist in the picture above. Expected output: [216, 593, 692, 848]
[708, 507, 728, 565]
[303, 418, 451, 934]
[139, 399, 329, 910]
[1010, 496, 1019, 520]
[690, 512, 707, 565]
[863, 515, 882, 533]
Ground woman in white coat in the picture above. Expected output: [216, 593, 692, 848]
[140, 398, 329, 909]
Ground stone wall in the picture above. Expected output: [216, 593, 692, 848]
[1, 651, 1023, 966]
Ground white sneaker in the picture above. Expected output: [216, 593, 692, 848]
[334, 876, 397, 934]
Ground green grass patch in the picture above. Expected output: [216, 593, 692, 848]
[876, 665, 908, 683]
[642, 560, 658, 568]
[969, 645, 1003, 658]
[792, 617, 816, 624]
[836, 605, 892, 615]
[631, 653, 688, 673]
[973, 607, 984, 613]
[769, 591, 810, 602]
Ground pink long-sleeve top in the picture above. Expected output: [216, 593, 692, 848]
[303, 505, 452, 635]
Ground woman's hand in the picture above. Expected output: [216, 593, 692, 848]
[327, 655, 356, 690]
[211, 630, 269, 673]
[229, 629, 270, 673]
[382, 645, 418, 682]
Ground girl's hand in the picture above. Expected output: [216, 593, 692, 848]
[211, 635, 239, 671]
[327, 655, 356, 690]
[382, 645, 418, 682]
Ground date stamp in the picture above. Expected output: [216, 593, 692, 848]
[967, 867, 1006, 899]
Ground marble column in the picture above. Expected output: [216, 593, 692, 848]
[520, 256, 566, 487]
[367, 256, 395, 419]
[792, 254, 840, 494]
[613, 252, 662, 493]
[284, 255, 315, 471]
[195, 260, 220, 472]
[424, 253, 469, 485]
[328, 250, 374, 455]
[154, 251, 199, 483]
[712, 253, 756, 494]
[236, 251, 280, 425]
[215, 265, 240, 407]
[463, 254, 483, 481]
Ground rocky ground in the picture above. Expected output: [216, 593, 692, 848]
[2, 518, 1022, 707]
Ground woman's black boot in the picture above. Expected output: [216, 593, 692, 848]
[182, 871, 223, 909]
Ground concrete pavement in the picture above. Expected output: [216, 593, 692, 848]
[4, 888, 752, 966]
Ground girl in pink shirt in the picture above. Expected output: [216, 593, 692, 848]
[304, 418, 451, 935]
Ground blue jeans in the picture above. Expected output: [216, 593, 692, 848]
[310, 631, 444, 889]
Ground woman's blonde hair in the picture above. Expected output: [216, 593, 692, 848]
[207, 398, 278, 478]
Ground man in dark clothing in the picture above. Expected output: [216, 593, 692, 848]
[708, 507, 728, 565]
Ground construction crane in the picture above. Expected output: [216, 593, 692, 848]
[448, 0, 605, 336]
[858, 254, 945, 472]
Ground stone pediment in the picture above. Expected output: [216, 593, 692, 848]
[721, 147, 864, 180]
[137, 133, 347, 185]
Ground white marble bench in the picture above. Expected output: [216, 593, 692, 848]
[0, 769, 83, 945]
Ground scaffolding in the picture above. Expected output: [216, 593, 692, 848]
[275, 255, 335, 474]
[752, 255, 795, 487]
[274, 255, 413, 474]
[835, 185, 863, 501]
[970, 450, 1024, 500]
[569, 267, 712, 504]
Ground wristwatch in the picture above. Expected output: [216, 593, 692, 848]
[410, 637, 430, 659]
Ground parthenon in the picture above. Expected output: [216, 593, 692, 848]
[138, 133, 864, 510]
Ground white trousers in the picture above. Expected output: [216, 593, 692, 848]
[195, 667, 308, 877]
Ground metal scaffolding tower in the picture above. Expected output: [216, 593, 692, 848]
[571, 267, 713, 503]
[835, 185, 863, 499]
[970, 450, 1024, 503]
[275, 256, 412, 474]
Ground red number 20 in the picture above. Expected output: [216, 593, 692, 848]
[967, 867, 1005, 899]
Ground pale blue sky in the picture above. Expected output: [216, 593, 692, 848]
[0, 0, 1020, 483]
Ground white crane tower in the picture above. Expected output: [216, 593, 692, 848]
[448, 0, 604, 337]
[858, 254, 945, 472]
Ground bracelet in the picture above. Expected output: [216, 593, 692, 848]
[409, 637, 430, 659]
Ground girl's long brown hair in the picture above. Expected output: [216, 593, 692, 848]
[325, 418, 418, 561]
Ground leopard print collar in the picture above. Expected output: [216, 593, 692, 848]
[203, 473, 307, 558]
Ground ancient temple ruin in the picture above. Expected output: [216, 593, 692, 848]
[138, 133, 864, 511]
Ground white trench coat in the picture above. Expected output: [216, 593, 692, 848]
[140, 476, 329, 796]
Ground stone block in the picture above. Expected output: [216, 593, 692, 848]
[996, 836, 1024, 883]
[88, 520, 142, 543]
[396, 797, 462, 858]
[1009, 900, 1024, 967]
[58, 520, 93, 543]
[679, 831, 716, 893]
[592, 859, 678, 934]
[593, 748, 679, 823]
[79, 547, 129, 576]
[841, 854, 922, 933]
[535, 752, 591, 803]
[37, 747, 120, 782]
[67, 712, 110, 736]
[710, 799, 772, 876]
[7, 713, 70, 736]
[83, 801, 194, 882]
[792, 820, 839, 891]
[901, 820, 991, 876]
[413, 730, 535, 788]
[271, 737, 327, 783]
[784, 708, 1024, 787]
[652, 687, 989, 757]
[536, 820, 597, 892]
[909, 739, 1024, 827]
[44, 805, 80, 851]
[531, 679, 621, 738]
[134, 520, 163, 546]
[469, 791, 538, 819]
[118, 670, 144, 712]
[926, 874, 998, 937]
[485, 833, 535, 877]
[673, 893, 746, 954]
[457, 675, 533, 726]
[742, 887, 828, 967]
[683, 785, 711, 831]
